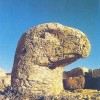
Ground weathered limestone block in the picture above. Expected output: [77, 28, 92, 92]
[11, 23, 90, 95]
[63, 75, 85, 90]
[64, 67, 89, 77]
[63, 67, 88, 90]
[0, 68, 11, 91]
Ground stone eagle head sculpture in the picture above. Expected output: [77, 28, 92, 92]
[11, 23, 90, 95]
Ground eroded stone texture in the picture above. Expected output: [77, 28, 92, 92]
[0, 68, 11, 91]
[63, 67, 100, 90]
[64, 67, 89, 77]
[11, 23, 90, 95]
[63, 75, 85, 90]
[63, 67, 88, 90]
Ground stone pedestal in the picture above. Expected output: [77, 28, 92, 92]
[12, 65, 63, 95]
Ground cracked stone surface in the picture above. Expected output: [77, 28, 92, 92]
[11, 23, 90, 95]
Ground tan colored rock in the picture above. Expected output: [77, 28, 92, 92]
[0, 68, 6, 77]
[11, 23, 90, 95]
[81, 67, 89, 73]
[5, 73, 11, 86]
[64, 67, 89, 77]
[63, 67, 89, 90]
[63, 75, 85, 90]
[0, 68, 11, 91]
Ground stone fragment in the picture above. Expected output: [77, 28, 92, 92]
[0, 68, 6, 77]
[64, 67, 100, 90]
[63, 67, 89, 90]
[63, 75, 85, 90]
[11, 23, 90, 95]
[0, 68, 11, 91]
[64, 67, 89, 77]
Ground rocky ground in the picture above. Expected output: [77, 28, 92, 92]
[0, 67, 100, 100]
[0, 87, 100, 100]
